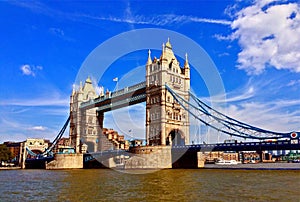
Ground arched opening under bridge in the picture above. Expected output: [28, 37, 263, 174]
[166, 129, 185, 146]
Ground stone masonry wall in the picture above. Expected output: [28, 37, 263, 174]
[124, 146, 172, 169]
[46, 153, 83, 169]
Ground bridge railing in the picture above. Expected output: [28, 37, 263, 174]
[111, 81, 146, 97]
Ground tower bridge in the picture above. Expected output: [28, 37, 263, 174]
[70, 39, 191, 153]
[24, 39, 299, 169]
[69, 39, 298, 155]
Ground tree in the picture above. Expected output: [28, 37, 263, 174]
[0, 144, 13, 162]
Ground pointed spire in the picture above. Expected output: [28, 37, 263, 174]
[85, 76, 92, 84]
[79, 81, 83, 92]
[161, 43, 165, 59]
[184, 53, 189, 68]
[147, 49, 152, 65]
[166, 37, 172, 49]
[72, 84, 76, 95]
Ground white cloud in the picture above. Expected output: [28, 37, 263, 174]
[20, 64, 35, 76]
[28, 126, 47, 131]
[20, 64, 43, 77]
[229, 1, 300, 74]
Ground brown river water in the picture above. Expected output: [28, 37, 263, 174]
[0, 169, 299, 201]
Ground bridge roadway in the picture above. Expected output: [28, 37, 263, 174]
[84, 140, 300, 162]
[80, 82, 146, 112]
[173, 140, 300, 152]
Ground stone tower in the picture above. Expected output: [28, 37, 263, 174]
[69, 77, 102, 153]
[146, 39, 190, 146]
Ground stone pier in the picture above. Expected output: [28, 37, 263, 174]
[46, 153, 83, 169]
[124, 146, 172, 169]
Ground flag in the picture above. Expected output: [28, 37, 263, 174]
[113, 77, 118, 82]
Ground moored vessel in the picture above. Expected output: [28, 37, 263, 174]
[215, 159, 238, 165]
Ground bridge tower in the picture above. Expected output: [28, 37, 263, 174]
[146, 39, 190, 146]
[69, 77, 102, 153]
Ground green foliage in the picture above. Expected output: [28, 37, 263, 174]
[0, 144, 13, 162]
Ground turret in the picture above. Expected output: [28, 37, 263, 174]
[147, 49, 152, 65]
[184, 53, 190, 91]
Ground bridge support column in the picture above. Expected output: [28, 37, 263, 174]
[97, 112, 104, 129]
[161, 122, 166, 145]
[19, 142, 26, 169]
[197, 152, 205, 168]
[257, 150, 265, 162]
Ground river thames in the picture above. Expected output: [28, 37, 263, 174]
[0, 169, 299, 201]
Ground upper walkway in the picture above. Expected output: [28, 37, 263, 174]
[80, 82, 146, 112]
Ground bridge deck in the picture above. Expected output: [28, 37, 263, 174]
[85, 140, 299, 161]
[173, 140, 300, 152]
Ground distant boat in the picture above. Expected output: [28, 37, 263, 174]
[215, 159, 238, 165]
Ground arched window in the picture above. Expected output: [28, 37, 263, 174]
[88, 117, 93, 124]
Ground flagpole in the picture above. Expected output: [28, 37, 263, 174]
[113, 77, 118, 91]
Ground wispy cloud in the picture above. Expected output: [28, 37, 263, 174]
[49, 27, 64, 37]
[9, 1, 231, 27]
[222, 100, 300, 133]
[0, 116, 60, 142]
[196, 73, 300, 134]
[200, 93, 300, 134]
[189, 17, 231, 25]
[80, 14, 231, 26]
[104, 103, 146, 139]
[0, 97, 68, 107]
[287, 79, 300, 87]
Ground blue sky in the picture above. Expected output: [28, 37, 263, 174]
[0, 0, 299, 143]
